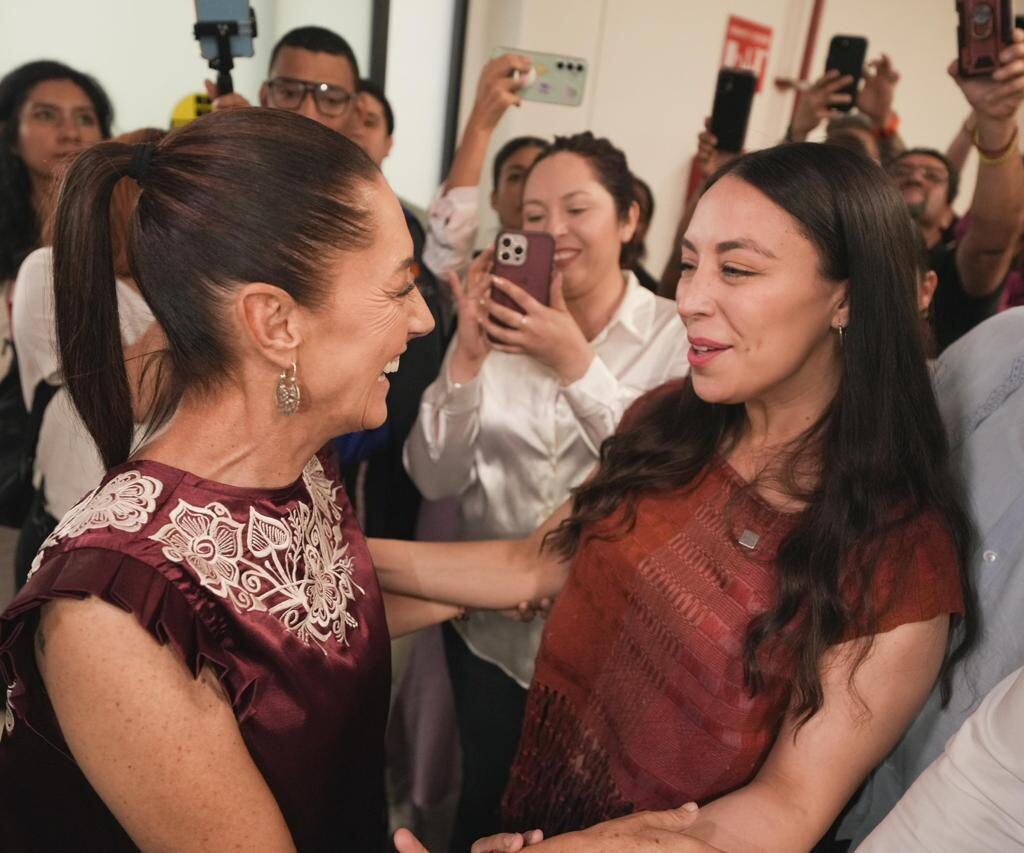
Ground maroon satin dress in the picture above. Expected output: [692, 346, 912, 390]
[0, 456, 390, 851]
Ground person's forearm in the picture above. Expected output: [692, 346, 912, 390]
[445, 118, 494, 191]
[382, 592, 462, 638]
[945, 114, 976, 173]
[682, 779, 821, 852]
[370, 535, 551, 609]
[958, 114, 1024, 296]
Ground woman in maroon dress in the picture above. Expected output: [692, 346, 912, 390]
[0, 108, 544, 852]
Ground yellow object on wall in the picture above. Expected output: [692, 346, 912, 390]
[170, 93, 213, 129]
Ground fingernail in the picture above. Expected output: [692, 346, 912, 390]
[682, 801, 699, 812]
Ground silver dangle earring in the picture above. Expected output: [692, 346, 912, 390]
[837, 324, 846, 347]
[275, 361, 301, 415]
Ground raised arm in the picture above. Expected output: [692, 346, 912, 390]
[370, 497, 573, 611]
[953, 30, 1024, 298]
[679, 614, 951, 852]
[422, 54, 531, 278]
[403, 250, 495, 499]
[36, 595, 296, 851]
[945, 111, 977, 174]
[444, 54, 531, 193]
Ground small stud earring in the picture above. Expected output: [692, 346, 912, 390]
[275, 361, 301, 415]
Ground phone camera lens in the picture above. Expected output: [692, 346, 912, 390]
[514, 246, 524, 255]
[500, 252, 510, 261]
[502, 237, 512, 247]
[556, 61, 564, 69]
[576, 64, 584, 72]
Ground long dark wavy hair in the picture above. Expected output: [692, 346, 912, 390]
[548, 143, 977, 724]
[51, 108, 379, 470]
[0, 60, 112, 282]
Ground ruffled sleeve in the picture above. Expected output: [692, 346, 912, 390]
[0, 547, 257, 756]
[841, 511, 965, 642]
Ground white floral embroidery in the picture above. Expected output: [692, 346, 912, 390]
[27, 471, 163, 580]
[150, 458, 362, 651]
[2, 683, 15, 741]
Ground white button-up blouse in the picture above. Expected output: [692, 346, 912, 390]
[403, 272, 689, 686]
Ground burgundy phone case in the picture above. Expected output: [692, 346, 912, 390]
[490, 230, 555, 324]
[958, 0, 1014, 77]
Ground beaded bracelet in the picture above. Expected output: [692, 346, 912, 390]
[973, 125, 1020, 165]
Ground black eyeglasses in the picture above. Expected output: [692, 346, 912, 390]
[266, 77, 354, 117]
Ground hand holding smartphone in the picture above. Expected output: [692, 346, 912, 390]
[824, 35, 868, 112]
[495, 47, 588, 106]
[490, 231, 555, 319]
[709, 68, 757, 153]
[957, 0, 1014, 76]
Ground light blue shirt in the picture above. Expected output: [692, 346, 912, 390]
[840, 307, 1024, 846]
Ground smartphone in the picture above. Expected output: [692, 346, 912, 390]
[489, 231, 555, 333]
[709, 68, 757, 153]
[194, 0, 256, 62]
[496, 48, 588, 107]
[958, 0, 1014, 76]
[825, 35, 868, 112]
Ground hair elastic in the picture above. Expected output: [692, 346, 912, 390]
[124, 142, 155, 183]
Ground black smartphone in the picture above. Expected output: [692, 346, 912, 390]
[825, 35, 868, 112]
[709, 68, 757, 153]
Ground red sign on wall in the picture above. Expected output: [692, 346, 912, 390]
[721, 15, 773, 91]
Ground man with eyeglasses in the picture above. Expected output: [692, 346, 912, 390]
[207, 25, 358, 133]
[883, 38, 1024, 352]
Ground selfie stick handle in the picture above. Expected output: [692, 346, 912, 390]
[194, 20, 238, 95]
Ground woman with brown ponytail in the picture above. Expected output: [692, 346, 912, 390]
[374, 143, 977, 851]
[0, 108, 556, 852]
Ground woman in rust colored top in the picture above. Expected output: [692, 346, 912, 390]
[376, 143, 976, 851]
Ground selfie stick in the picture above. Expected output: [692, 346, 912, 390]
[193, 9, 257, 95]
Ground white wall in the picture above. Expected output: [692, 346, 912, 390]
[457, 0, 1001, 278]
[811, 0, 977, 213]
[457, 0, 816, 278]
[382, 0, 455, 209]
[0, 0, 372, 133]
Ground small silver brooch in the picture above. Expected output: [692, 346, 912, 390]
[737, 529, 760, 550]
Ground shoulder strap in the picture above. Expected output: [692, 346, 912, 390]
[23, 380, 59, 456]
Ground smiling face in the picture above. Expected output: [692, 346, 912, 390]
[677, 176, 847, 409]
[15, 78, 103, 183]
[521, 151, 636, 298]
[295, 176, 434, 432]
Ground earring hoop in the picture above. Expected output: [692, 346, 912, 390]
[275, 361, 301, 415]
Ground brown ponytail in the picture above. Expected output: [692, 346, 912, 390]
[53, 142, 138, 468]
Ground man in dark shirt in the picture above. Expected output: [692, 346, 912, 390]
[885, 47, 1024, 351]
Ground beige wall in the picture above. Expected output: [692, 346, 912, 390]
[458, 0, 1010, 280]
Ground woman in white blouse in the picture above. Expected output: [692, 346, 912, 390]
[403, 131, 688, 848]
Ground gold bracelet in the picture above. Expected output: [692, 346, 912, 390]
[973, 126, 1020, 165]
